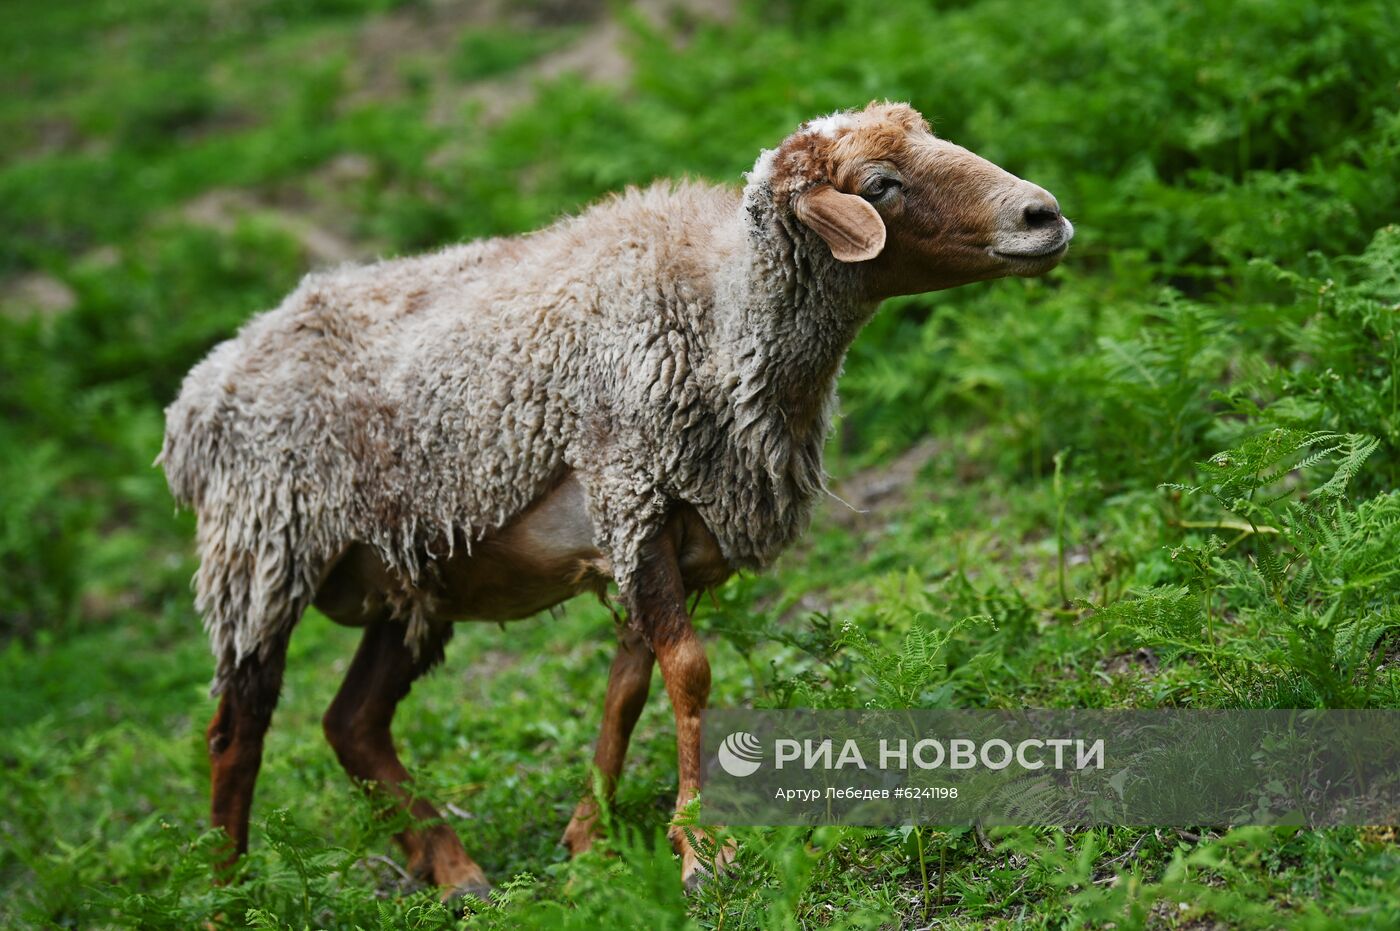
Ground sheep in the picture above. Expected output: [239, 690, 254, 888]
[159, 100, 1073, 896]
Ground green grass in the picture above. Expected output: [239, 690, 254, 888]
[2, 0, 1400, 927]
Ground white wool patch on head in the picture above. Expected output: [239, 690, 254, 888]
[746, 110, 858, 186]
[802, 111, 857, 138]
[746, 146, 779, 185]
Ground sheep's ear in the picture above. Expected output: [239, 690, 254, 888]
[793, 185, 886, 263]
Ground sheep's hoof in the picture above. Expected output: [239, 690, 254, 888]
[561, 804, 601, 857]
[680, 836, 737, 894]
[443, 879, 497, 913]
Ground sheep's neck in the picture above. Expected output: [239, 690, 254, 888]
[721, 196, 872, 441]
[729, 292, 866, 439]
[708, 195, 874, 528]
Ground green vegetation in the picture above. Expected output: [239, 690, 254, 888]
[3, 0, 1399, 927]
[453, 26, 578, 82]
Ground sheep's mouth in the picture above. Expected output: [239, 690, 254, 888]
[992, 217, 1075, 263]
[993, 240, 1069, 260]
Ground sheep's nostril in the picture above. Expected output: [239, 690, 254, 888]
[1023, 203, 1061, 229]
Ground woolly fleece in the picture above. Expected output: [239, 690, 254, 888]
[162, 108, 897, 695]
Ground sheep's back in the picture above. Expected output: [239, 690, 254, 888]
[161, 179, 750, 684]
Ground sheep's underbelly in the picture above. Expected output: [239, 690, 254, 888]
[313, 473, 604, 625]
[433, 471, 611, 621]
[312, 472, 732, 627]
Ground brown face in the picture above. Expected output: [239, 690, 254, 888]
[774, 103, 1074, 301]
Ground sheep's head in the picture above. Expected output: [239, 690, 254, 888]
[751, 101, 1073, 300]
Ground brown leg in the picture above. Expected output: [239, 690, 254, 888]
[207, 632, 290, 873]
[561, 626, 655, 855]
[322, 621, 490, 898]
[633, 534, 735, 890]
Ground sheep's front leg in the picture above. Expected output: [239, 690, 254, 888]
[658, 626, 733, 890]
[562, 626, 654, 856]
[634, 534, 735, 890]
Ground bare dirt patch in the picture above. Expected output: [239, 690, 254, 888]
[0, 271, 77, 320]
[1103, 647, 1160, 678]
[824, 438, 945, 531]
[179, 188, 368, 267]
[344, 0, 735, 123]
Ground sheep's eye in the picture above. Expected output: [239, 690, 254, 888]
[861, 176, 901, 202]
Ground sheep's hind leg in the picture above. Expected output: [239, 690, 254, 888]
[561, 625, 655, 855]
[322, 620, 490, 901]
[207, 629, 291, 874]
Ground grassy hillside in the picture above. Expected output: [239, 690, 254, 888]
[2, 0, 1398, 927]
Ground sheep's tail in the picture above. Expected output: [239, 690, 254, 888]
[158, 333, 247, 511]
[190, 480, 321, 695]
[160, 377, 319, 696]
